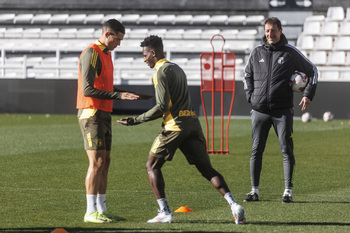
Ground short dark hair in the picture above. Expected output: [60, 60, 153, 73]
[140, 35, 163, 52]
[103, 19, 125, 34]
[264, 17, 282, 30]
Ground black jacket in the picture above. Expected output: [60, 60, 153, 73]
[243, 34, 318, 113]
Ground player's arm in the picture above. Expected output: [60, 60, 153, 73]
[294, 50, 318, 101]
[118, 69, 167, 126]
[243, 50, 255, 103]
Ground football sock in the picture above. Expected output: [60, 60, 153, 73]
[224, 192, 237, 206]
[157, 198, 171, 213]
[97, 194, 107, 214]
[252, 186, 259, 195]
[284, 188, 292, 195]
[86, 194, 97, 216]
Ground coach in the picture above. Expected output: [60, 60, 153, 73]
[242, 17, 318, 203]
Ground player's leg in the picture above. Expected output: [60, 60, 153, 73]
[272, 108, 295, 203]
[146, 130, 177, 223]
[245, 110, 272, 201]
[84, 149, 112, 223]
[180, 127, 246, 224]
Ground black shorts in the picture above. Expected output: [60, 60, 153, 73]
[150, 120, 210, 165]
[78, 109, 112, 151]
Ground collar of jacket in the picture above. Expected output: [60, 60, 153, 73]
[261, 33, 288, 51]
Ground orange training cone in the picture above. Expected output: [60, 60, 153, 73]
[51, 228, 68, 233]
[174, 206, 193, 213]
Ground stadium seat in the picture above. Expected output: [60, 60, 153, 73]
[156, 14, 175, 24]
[309, 51, 327, 65]
[314, 36, 333, 50]
[171, 58, 188, 66]
[174, 15, 193, 25]
[164, 29, 184, 39]
[49, 14, 69, 24]
[67, 14, 86, 24]
[40, 28, 59, 38]
[347, 52, 350, 66]
[0, 13, 15, 24]
[31, 14, 51, 24]
[227, 15, 246, 25]
[333, 37, 350, 50]
[302, 21, 321, 35]
[138, 14, 158, 24]
[120, 14, 140, 24]
[304, 15, 325, 22]
[84, 14, 104, 24]
[340, 70, 350, 80]
[115, 57, 134, 66]
[0, 27, 6, 37]
[201, 29, 221, 39]
[191, 15, 210, 25]
[148, 28, 167, 38]
[220, 29, 239, 39]
[347, 7, 350, 21]
[4, 28, 23, 38]
[58, 28, 78, 38]
[76, 28, 95, 38]
[321, 21, 339, 35]
[128, 29, 149, 39]
[26, 56, 43, 66]
[326, 6, 344, 21]
[183, 29, 203, 39]
[328, 51, 346, 65]
[60, 57, 79, 66]
[296, 35, 314, 50]
[237, 29, 258, 39]
[245, 15, 265, 25]
[13, 14, 33, 24]
[103, 14, 122, 23]
[340, 22, 350, 35]
[208, 15, 228, 25]
[23, 28, 41, 38]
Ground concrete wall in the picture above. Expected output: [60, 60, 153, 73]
[1, 79, 349, 119]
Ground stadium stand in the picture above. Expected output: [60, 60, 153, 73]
[0, 3, 349, 84]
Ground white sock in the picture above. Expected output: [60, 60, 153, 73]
[252, 186, 259, 195]
[97, 194, 107, 214]
[224, 192, 237, 207]
[86, 194, 97, 215]
[157, 198, 170, 213]
[284, 188, 292, 195]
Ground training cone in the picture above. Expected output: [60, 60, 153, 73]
[51, 228, 68, 233]
[174, 206, 193, 213]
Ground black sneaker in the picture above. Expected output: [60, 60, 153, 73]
[281, 193, 293, 203]
[243, 191, 259, 202]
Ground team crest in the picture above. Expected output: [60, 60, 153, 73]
[278, 57, 284, 64]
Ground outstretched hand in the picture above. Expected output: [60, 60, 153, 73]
[299, 96, 311, 111]
[120, 92, 140, 100]
[117, 117, 135, 126]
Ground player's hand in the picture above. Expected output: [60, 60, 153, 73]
[299, 96, 311, 111]
[120, 92, 140, 100]
[117, 117, 137, 126]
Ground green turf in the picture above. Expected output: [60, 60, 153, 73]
[0, 114, 349, 232]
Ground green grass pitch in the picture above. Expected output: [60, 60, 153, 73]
[0, 114, 349, 232]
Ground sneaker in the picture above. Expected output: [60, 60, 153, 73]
[231, 204, 246, 224]
[102, 210, 126, 221]
[84, 211, 113, 223]
[243, 191, 259, 202]
[147, 210, 174, 223]
[282, 193, 293, 203]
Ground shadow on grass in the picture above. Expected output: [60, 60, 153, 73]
[0, 227, 235, 233]
[248, 221, 350, 226]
